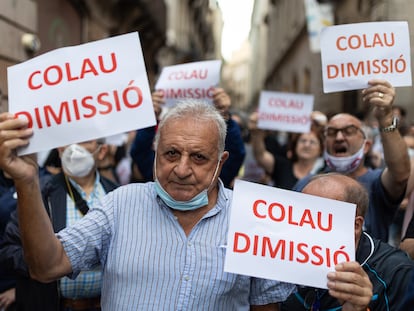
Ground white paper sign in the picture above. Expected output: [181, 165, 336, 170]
[8, 32, 156, 155]
[224, 179, 356, 289]
[257, 91, 314, 133]
[155, 60, 222, 107]
[321, 21, 412, 93]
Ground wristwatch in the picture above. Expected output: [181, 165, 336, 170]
[379, 116, 399, 133]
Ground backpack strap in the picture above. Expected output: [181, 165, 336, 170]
[62, 174, 89, 215]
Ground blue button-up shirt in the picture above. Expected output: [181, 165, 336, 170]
[58, 181, 295, 310]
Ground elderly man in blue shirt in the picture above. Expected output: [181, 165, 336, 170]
[0, 100, 296, 310]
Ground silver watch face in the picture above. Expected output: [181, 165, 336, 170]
[393, 116, 399, 127]
[380, 117, 398, 132]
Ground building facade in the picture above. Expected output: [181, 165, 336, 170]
[0, 0, 221, 112]
[246, 0, 414, 120]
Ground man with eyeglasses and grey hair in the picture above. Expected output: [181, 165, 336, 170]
[294, 79, 410, 243]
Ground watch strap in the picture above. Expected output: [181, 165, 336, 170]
[379, 116, 398, 133]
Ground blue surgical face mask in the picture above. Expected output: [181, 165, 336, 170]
[154, 180, 209, 211]
[154, 158, 221, 211]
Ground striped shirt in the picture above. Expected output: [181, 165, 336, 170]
[58, 181, 296, 310]
[59, 174, 106, 298]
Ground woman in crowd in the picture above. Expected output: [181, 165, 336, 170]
[248, 111, 325, 190]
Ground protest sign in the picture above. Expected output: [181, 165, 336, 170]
[8, 32, 156, 155]
[224, 179, 356, 289]
[257, 90, 314, 133]
[321, 21, 412, 93]
[155, 60, 222, 107]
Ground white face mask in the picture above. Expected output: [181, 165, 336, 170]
[324, 141, 365, 173]
[61, 144, 95, 177]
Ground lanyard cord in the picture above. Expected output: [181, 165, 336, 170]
[63, 174, 89, 215]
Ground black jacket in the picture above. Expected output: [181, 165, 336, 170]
[281, 231, 414, 311]
[0, 172, 118, 311]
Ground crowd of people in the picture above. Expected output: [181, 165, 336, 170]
[0, 78, 414, 310]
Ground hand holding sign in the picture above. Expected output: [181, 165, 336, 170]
[8, 32, 156, 155]
[155, 60, 222, 107]
[321, 21, 412, 93]
[151, 90, 166, 120]
[257, 91, 314, 133]
[361, 79, 395, 121]
[212, 87, 231, 120]
[231, 174, 375, 310]
[0, 113, 37, 183]
[225, 179, 356, 289]
[326, 261, 373, 309]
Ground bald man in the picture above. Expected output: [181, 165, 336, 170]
[282, 173, 414, 311]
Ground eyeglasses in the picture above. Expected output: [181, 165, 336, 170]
[324, 125, 366, 138]
[297, 138, 319, 146]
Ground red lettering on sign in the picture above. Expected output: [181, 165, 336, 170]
[15, 80, 142, 129]
[232, 232, 351, 267]
[157, 87, 215, 99]
[167, 69, 208, 80]
[326, 55, 407, 79]
[27, 52, 117, 90]
[336, 32, 395, 51]
[251, 199, 332, 232]
[268, 98, 304, 109]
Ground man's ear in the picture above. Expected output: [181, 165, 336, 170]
[355, 215, 364, 235]
[363, 139, 372, 155]
[220, 151, 230, 164]
[97, 144, 110, 161]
